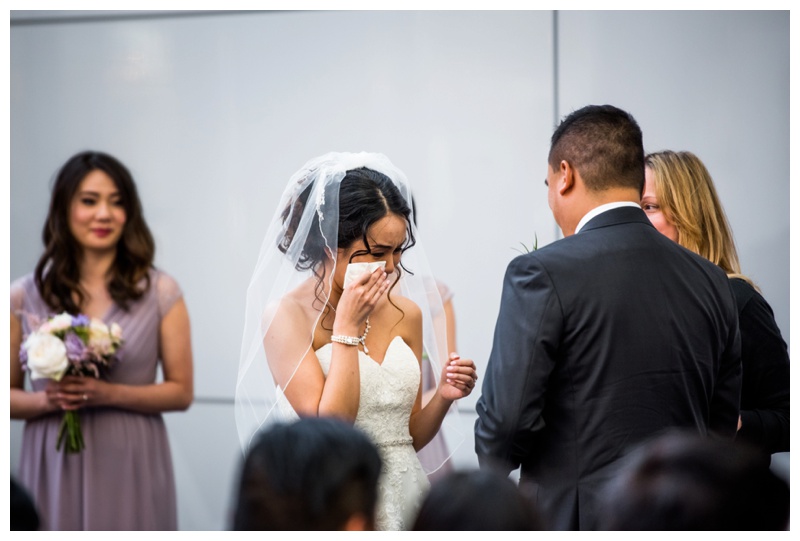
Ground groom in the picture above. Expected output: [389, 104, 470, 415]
[474, 105, 742, 530]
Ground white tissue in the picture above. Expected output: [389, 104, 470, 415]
[343, 261, 386, 288]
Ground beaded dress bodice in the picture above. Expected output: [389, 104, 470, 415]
[275, 335, 429, 530]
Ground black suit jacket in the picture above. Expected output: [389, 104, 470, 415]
[474, 206, 741, 530]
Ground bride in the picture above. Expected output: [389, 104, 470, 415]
[235, 152, 478, 530]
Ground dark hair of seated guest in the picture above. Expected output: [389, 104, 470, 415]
[412, 469, 545, 530]
[231, 417, 382, 531]
[597, 430, 789, 530]
[11, 477, 40, 531]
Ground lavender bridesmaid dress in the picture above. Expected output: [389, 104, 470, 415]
[11, 269, 182, 531]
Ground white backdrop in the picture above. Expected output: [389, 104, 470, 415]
[8, 10, 789, 530]
[559, 10, 790, 339]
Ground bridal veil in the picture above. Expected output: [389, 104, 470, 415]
[235, 151, 462, 473]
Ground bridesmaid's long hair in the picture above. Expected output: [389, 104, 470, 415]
[35, 151, 155, 313]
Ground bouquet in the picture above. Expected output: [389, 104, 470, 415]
[20, 312, 123, 453]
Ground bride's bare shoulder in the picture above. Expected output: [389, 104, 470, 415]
[263, 280, 319, 330]
[385, 292, 422, 323]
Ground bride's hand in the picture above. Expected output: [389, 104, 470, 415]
[438, 353, 478, 401]
[333, 268, 390, 335]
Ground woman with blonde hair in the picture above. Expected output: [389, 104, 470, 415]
[642, 150, 789, 456]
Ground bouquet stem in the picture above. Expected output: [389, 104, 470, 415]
[56, 411, 85, 453]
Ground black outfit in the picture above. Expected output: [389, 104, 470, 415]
[730, 278, 790, 455]
[474, 207, 742, 531]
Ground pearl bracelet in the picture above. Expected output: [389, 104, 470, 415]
[331, 334, 360, 347]
[330, 318, 371, 354]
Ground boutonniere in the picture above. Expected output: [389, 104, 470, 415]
[513, 233, 539, 254]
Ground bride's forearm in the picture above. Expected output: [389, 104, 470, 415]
[317, 343, 361, 422]
[409, 392, 453, 451]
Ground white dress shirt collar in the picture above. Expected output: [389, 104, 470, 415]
[575, 201, 641, 234]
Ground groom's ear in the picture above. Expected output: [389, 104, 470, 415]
[558, 160, 575, 196]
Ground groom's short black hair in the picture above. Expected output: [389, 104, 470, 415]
[232, 417, 382, 530]
[549, 104, 645, 195]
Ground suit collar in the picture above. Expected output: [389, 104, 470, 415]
[578, 205, 653, 233]
[575, 201, 642, 233]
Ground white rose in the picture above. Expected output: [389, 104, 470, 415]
[109, 322, 123, 343]
[24, 332, 69, 381]
[48, 312, 74, 333]
[89, 318, 113, 355]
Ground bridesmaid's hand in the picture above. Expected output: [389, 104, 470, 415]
[50, 376, 109, 410]
[438, 353, 478, 401]
[43, 380, 69, 412]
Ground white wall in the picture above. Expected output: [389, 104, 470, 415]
[8, 10, 789, 530]
[9, 10, 554, 530]
[558, 10, 790, 344]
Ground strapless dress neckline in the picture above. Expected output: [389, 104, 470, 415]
[307, 333, 427, 530]
[315, 334, 409, 367]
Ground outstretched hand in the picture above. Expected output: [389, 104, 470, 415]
[438, 353, 478, 401]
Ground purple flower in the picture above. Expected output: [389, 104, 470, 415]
[64, 332, 87, 362]
[72, 314, 90, 328]
[19, 344, 28, 370]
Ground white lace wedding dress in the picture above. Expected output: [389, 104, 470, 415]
[275, 335, 430, 530]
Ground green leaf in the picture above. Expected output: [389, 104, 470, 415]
[511, 233, 539, 254]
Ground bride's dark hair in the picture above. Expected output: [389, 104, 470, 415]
[279, 167, 416, 315]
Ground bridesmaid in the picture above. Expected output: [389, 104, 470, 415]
[10, 151, 193, 530]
